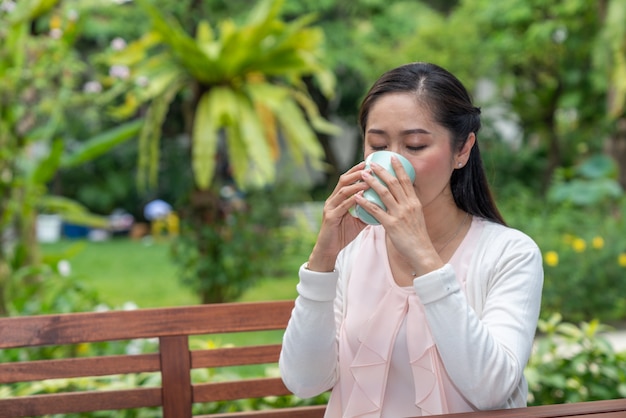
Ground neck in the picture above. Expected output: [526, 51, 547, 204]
[424, 197, 467, 250]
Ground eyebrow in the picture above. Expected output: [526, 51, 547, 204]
[367, 128, 432, 136]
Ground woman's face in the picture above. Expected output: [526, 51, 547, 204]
[363, 92, 459, 208]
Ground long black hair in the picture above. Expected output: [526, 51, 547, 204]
[358, 62, 506, 225]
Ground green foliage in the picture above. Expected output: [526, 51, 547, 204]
[526, 314, 626, 405]
[468, 0, 608, 171]
[4, 240, 101, 316]
[548, 154, 623, 207]
[593, 0, 626, 120]
[501, 194, 626, 323]
[0, 0, 149, 314]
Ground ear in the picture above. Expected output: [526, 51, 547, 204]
[455, 132, 476, 168]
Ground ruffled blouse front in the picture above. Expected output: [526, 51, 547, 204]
[325, 225, 476, 417]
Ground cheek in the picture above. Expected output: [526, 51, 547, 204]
[412, 155, 453, 193]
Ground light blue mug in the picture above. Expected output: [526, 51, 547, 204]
[354, 151, 416, 225]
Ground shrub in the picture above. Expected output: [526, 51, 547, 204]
[526, 314, 626, 405]
[171, 182, 312, 304]
[502, 194, 626, 323]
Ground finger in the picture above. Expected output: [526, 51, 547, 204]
[343, 161, 367, 177]
[354, 192, 389, 222]
[333, 162, 367, 191]
[372, 159, 414, 199]
[365, 164, 402, 202]
[390, 156, 413, 184]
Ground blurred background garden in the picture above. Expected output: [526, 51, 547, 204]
[1, 0, 626, 414]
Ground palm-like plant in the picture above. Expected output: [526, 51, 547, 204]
[110, 0, 337, 191]
[107, 0, 337, 303]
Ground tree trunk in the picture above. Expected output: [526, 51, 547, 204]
[608, 118, 626, 189]
[0, 261, 9, 316]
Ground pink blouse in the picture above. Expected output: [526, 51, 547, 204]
[325, 221, 484, 417]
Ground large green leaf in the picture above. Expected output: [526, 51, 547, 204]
[108, 32, 162, 67]
[135, 0, 223, 83]
[38, 195, 109, 228]
[234, 92, 275, 187]
[60, 120, 142, 168]
[192, 89, 224, 190]
[7, 0, 59, 25]
[246, 83, 325, 166]
[137, 78, 184, 190]
[275, 99, 325, 168]
[31, 139, 63, 185]
[291, 89, 340, 135]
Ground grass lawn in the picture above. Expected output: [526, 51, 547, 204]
[41, 236, 301, 309]
[42, 237, 197, 308]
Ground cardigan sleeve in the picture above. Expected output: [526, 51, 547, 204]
[278, 264, 339, 398]
[279, 234, 361, 398]
[414, 227, 544, 410]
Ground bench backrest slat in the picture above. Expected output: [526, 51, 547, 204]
[0, 387, 162, 418]
[0, 353, 161, 384]
[193, 377, 290, 403]
[0, 301, 294, 348]
[191, 344, 282, 368]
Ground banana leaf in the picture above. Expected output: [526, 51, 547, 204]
[60, 120, 142, 168]
[38, 195, 109, 228]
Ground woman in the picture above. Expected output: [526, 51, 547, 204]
[279, 62, 544, 417]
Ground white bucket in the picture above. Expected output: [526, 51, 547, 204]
[36, 214, 62, 243]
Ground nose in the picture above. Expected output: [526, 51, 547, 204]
[388, 144, 402, 155]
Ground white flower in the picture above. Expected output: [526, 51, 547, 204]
[552, 27, 567, 44]
[83, 80, 103, 93]
[136, 75, 149, 87]
[94, 304, 111, 312]
[0, 1, 16, 13]
[125, 339, 144, 355]
[111, 37, 127, 51]
[122, 301, 138, 311]
[67, 9, 78, 21]
[109, 65, 130, 79]
[57, 260, 72, 277]
[50, 28, 63, 39]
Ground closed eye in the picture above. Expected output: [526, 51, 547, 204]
[407, 145, 426, 152]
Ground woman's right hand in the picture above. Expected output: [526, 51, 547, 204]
[307, 162, 369, 272]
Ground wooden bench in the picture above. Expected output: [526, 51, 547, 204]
[443, 398, 626, 417]
[0, 300, 325, 418]
[1, 300, 625, 418]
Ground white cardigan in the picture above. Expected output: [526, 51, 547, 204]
[280, 217, 544, 413]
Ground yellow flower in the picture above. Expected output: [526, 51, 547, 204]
[544, 251, 559, 267]
[591, 236, 604, 249]
[572, 238, 586, 253]
[618, 253, 626, 268]
[76, 343, 90, 356]
[50, 15, 62, 30]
